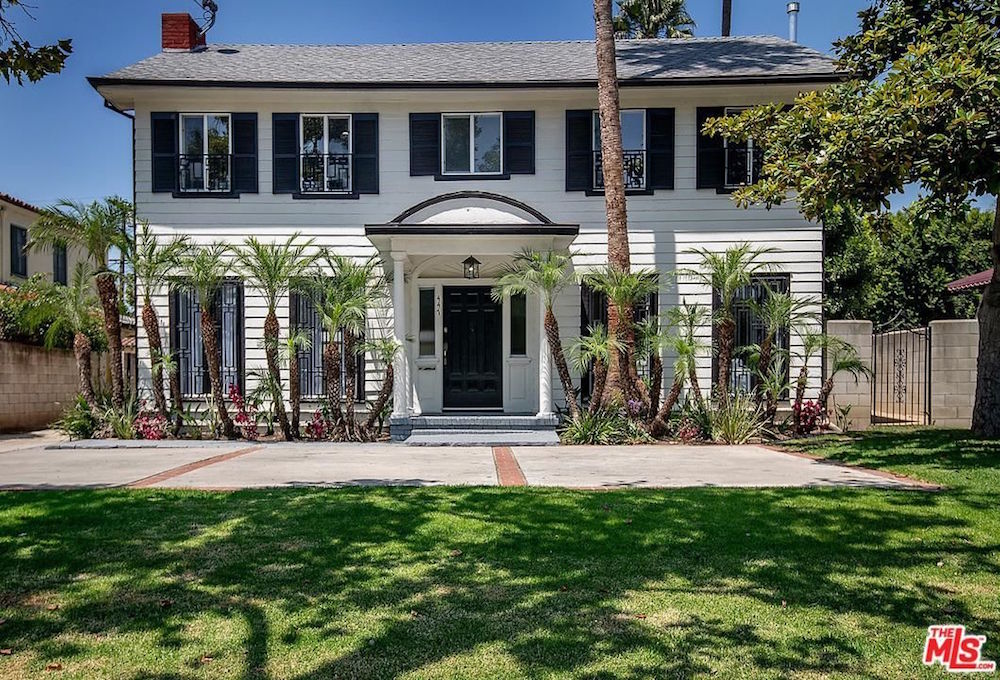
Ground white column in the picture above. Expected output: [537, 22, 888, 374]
[537, 297, 553, 417]
[391, 252, 409, 417]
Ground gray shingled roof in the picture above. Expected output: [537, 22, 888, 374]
[91, 36, 837, 87]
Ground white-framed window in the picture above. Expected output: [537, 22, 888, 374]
[300, 114, 352, 193]
[592, 109, 646, 190]
[179, 113, 232, 192]
[441, 112, 502, 175]
[723, 106, 760, 188]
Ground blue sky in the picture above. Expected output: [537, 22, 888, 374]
[0, 0, 873, 208]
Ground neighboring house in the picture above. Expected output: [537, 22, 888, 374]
[0, 193, 81, 287]
[947, 269, 994, 294]
[89, 12, 836, 439]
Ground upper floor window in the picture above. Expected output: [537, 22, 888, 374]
[179, 114, 232, 193]
[53, 244, 67, 285]
[696, 106, 763, 192]
[10, 225, 28, 277]
[592, 109, 647, 190]
[300, 114, 352, 193]
[442, 113, 502, 175]
[723, 107, 762, 189]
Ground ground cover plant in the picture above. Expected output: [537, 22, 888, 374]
[0, 428, 997, 678]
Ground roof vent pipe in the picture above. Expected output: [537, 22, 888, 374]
[787, 2, 800, 42]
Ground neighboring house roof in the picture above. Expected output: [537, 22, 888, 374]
[0, 192, 41, 215]
[89, 36, 838, 90]
[946, 268, 994, 293]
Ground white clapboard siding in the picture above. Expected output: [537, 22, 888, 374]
[132, 84, 825, 412]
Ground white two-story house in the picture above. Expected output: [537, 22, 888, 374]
[89, 12, 837, 440]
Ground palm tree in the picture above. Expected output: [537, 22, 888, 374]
[666, 300, 709, 409]
[569, 324, 620, 416]
[792, 329, 827, 432]
[133, 224, 189, 418]
[180, 244, 234, 438]
[748, 290, 818, 408]
[233, 233, 316, 441]
[493, 249, 580, 421]
[613, 0, 695, 38]
[636, 317, 663, 415]
[363, 336, 401, 434]
[650, 304, 710, 435]
[281, 329, 312, 437]
[29, 197, 132, 410]
[680, 244, 776, 405]
[818, 339, 871, 413]
[581, 266, 659, 407]
[156, 350, 184, 435]
[26, 264, 101, 411]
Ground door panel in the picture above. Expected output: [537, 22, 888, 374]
[443, 287, 502, 409]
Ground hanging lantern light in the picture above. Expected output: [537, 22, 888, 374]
[463, 256, 481, 280]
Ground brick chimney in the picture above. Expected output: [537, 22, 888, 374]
[162, 13, 206, 51]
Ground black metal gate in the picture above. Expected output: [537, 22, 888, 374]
[871, 325, 931, 425]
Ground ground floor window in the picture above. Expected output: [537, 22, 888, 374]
[10, 225, 27, 277]
[713, 274, 791, 392]
[579, 284, 658, 402]
[289, 290, 365, 402]
[170, 281, 244, 397]
[52, 244, 67, 285]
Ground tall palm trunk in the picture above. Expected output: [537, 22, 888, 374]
[595, 0, 635, 406]
[792, 363, 809, 433]
[264, 311, 292, 440]
[972, 200, 1000, 437]
[74, 332, 98, 411]
[289, 350, 302, 437]
[648, 354, 663, 417]
[545, 307, 580, 421]
[365, 363, 393, 432]
[324, 340, 343, 428]
[344, 331, 358, 439]
[716, 318, 736, 406]
[589, 359, 608, 415]
[95, 271, 124, 409]
[818, 376, 837, 413]
[651, 377, 684, 437]
[141, 302, 168, 416]
[200, 308, 234, 438]
[688, 364, 704, 409]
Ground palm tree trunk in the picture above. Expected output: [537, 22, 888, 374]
[544, 307, 580, 421]
[365, 363, 393, 432]
[649, 354, 663, 418]
[324, 340, 343, 429]
[74, 332, 98, 411]
[344, 330, 357, 440]
[688, 363, 704, 409]
[716, 317, 736, 406]
[793, 363, 809, 433]
[972, 199, 1000, 437]
[818, 376, 835, 413]
[200, 308, 234, 438]
[169, 367, 184, 436]
[141, 302, 168, 417]
[755, 332, 774, 406]
[264, 310, 292, 441]
[95, 271, 124, 410]
[289, 350, 301, 438]
[651, 378, 684, 437]
[589, 360, 608, 415]
[602, 304, 625, 405]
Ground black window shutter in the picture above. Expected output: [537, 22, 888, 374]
[409, 113, 441, 176]
[151, 112, 178, 193]
[646, 108, 675, 190]
[503, 111, 534, 174]
[352, 113, 379, 194]
[565, 110, 593, 192]
[696, 107, 725, 190]
[272, 113, 300, 194]
[232, 113, 258, 194]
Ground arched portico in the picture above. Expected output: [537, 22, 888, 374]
[365, 192, 578, 440]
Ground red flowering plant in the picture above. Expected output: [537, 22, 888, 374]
[133, 408, 169, 440]
[304, 410, 333, 440]
[793, 399, 823, 435]
[675, 418, 703, 443]
[228, 384, 259, 441]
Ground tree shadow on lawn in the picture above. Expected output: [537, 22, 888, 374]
[0, 483, 996, 678]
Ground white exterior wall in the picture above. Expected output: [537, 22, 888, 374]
[125, 83, 823, 412]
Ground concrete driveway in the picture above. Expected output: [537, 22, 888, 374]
[0, 436, 927, 491]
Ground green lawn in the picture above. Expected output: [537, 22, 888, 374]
[1, 428, 998, 679]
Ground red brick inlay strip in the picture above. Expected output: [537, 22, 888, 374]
[492, 446, 527, 487]
[127, 445, 262, 489]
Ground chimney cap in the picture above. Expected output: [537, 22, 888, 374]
[787, 1, 800, 12]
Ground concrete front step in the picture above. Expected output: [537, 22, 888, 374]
[408, 415, 559, 430]
[403, 429, 560, 447]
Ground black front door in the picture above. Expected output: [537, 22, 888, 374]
[443, 287, 503, 409]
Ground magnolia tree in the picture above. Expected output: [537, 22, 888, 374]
[708, 0, 1000, 437]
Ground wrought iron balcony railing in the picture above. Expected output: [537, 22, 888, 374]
[300, 153, 352, 193]
[593, 149, 646, 191]
[724, 146, 764, 188]
[178, 154, 232, 193]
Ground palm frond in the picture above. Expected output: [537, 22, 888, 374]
[232, 232, 316, 312]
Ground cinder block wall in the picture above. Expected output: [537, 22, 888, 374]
[825, 320, 874, 432]
[0, 341, 108, 433]
[929, 320, 979, 428]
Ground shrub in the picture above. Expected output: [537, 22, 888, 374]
[675, 417, 704, 443]
[55, 395, 100, 440]
[560, 409, 653, 445]
[711, 391, 767, 445]
[794, 399, 823, 435]
[304, 410, 333, 440]
[0, 275, 105, 350]
[228, 384, 259, 441]
[134, 411, 168, 440]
